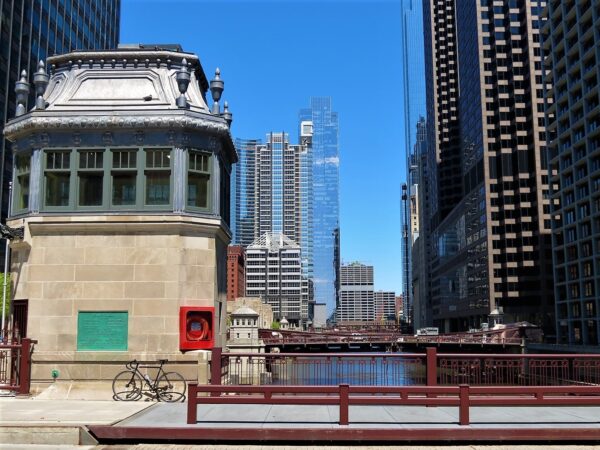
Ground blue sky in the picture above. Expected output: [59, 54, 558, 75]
[121, 0, 409, 294]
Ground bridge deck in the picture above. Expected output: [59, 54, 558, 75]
[89, 403, 600, 443]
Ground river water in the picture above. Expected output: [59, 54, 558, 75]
[268, 353, 424, 386]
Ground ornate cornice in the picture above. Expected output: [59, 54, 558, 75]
[3, 114, 230, 141]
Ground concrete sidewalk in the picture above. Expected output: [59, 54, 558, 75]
[87, 402, 600, 443]
[3, 396, 600, 445]
[0, 397, 153, 446]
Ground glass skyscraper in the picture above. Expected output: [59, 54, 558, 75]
[232, 133, 312, 276]
[401, 0, 426, 326]
[232, 138, 260, 246]
[299, 97, 340, 314]
[0, 0, 121, 231]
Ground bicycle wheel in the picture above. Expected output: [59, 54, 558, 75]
[156, 371, 186, 402]
[112, 370, 143, 401]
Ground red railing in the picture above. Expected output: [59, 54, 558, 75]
[260, 332, 523, 346]
[212, 347, 600, 387]
[0, 338, 35, 394]
[187, 382, 600, 426]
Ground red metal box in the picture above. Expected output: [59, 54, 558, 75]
[179, 306, 214, 350]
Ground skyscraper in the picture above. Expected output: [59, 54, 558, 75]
[299, 97, 340, 314]
[245, 232, 308, 327]
[401, 0, 427, 326]
[422, 0, 462, 226]
[232, 133, 313, 284]
[339, 263, 374, 322]
[420, 0, 554, 332]
[232, 138, 260, 246]
[0, 0, 121, 229]
[374, 291, 396, 323]
[543, 0, 599, 346]
[411, 117, 431, 329]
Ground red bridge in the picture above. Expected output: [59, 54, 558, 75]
[258, 325, 537, 352]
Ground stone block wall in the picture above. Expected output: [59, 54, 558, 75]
[9, 214, 228, 383]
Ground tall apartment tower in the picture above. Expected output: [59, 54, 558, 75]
[0, 0, 120, 230]
[421, 0, 554, 332]
[299, 98, 340, 314]
[232, 138, 260, 246]
[338, 263, 374, 323]
[245, 233, 308, 327]
[232, 134, 312, 272]
[422, 0, 462, 225]
[543, 0, 600, 346]
[256, 133, 299, 241]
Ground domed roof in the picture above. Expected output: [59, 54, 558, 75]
[279, 316, 289, 324]
[232, 306, 258, 316]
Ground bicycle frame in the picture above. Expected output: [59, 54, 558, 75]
[113, 359, 186, 402]
[125, 360, 168, 397]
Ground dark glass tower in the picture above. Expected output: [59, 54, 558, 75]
[299, 97, 340, 314]
[421, 0, 554, 332]
[0, 0, 121, 229]
[544, 0, 600, 346]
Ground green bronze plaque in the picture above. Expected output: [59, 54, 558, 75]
[77, 311, 128, 351]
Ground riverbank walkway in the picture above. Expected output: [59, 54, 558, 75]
[2, 396, 600, 444]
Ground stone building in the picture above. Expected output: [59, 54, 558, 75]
[3, 44, 236, 385]
[227, 297, 273, 330]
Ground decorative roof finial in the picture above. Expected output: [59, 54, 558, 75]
[222, 101, 232, 127]
[33, 60, 49, 110]
[175, 58, 191, 108]
[209, 68, 224, 115]
[15, 70, 30, 117]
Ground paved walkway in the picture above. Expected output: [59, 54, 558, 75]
[120, 403, 600, 429]
[0, 398, 152, 426]
[87, 403, 600, 443]
[2, 397, 600, 444]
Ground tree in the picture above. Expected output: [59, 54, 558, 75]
[0, 272, 11, 319]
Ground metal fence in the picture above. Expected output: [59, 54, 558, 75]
[213, 348, 600, 387]
[0, 338, 35, 394]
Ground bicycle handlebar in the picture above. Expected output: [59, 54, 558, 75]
[124, 359, 168, 370]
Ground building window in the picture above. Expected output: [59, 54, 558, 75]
[45, 150, 71, 207]
[14, 153, 31, 212]
[111, 149, 137, 206]
[220, 163, 230, 224]
[187, 150, 210, 209]
[78, 150, 104, 206]
[145, 149, 171, 205]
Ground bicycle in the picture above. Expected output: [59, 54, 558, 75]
[112, 359, 186, 402]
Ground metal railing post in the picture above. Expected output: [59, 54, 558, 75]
[339, 384, 349, 425]
[459, 384, 470, 425]
[211, 347, 222, 386]
[17, 338, 31, 395]
[187, 383, 198, 424]
[426, 347, 437, 386]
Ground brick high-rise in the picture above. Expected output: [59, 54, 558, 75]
[227, 245, 245, 301]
